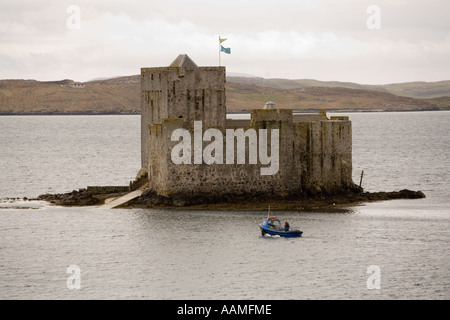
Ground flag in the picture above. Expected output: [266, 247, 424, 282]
[219, 37, 227, 43]
[221, 45, 231, 54]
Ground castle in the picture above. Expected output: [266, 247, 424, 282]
[139, 54, 356, 199]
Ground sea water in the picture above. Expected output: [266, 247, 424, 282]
[0, 112, 449, 299]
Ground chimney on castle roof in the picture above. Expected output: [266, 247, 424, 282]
[169, 54, 198, 69]
[263, 101, 277, 109]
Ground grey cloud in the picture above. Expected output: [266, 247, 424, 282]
[0, 0, 449, 83]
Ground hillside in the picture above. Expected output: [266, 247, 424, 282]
[0, 75, 448, 115]
[227, 77, 450, 99]
[225, 82, 439, 112]
[0, 77, 140, 115]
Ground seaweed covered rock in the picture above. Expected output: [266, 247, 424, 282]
[37, 186, 129, 206]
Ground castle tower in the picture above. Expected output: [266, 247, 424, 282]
[140, 54, 226, 169]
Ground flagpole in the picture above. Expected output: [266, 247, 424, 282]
[218, 36, 221, 66]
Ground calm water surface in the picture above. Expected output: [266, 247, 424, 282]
[0, 112, 449, 299]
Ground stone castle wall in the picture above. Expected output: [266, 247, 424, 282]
[147, 110, 353, 197]
[141, 57, 355, 198]
[141, 66, 226, 168]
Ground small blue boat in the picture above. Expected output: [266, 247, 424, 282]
[259, 216, 303, 238]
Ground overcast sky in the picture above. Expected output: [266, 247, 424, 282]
[1, 0, 449, 84]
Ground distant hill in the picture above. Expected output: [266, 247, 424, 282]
[0, 76, 140, 115]
[225, 81, 440, 112]
[227, 77, 450, 99]
[0, 75, 448, 115]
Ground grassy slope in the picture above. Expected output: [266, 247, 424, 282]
[225, 82, 439, 112]
[0, 76, 448, 114]
[0, 77, 140, 114]
[228, 77, 450, 99]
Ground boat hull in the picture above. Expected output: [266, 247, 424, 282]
[259, 225, 303, 238]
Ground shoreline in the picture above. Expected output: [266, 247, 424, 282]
[34, 187, 426, 211]
[1, 109, 449, 116]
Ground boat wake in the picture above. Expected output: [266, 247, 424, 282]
[263, 233, 281, 238]
[0, 199, 49, 210]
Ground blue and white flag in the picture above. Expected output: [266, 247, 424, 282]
[221, 45, 231, 54]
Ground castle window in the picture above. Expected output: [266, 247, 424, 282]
[151, 74, 154, 80]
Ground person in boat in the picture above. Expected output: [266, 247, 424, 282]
[267, 218, 275, 230]
[284, 220, 290, 231]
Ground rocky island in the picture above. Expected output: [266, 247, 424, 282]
[36, 185, 425, 211]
